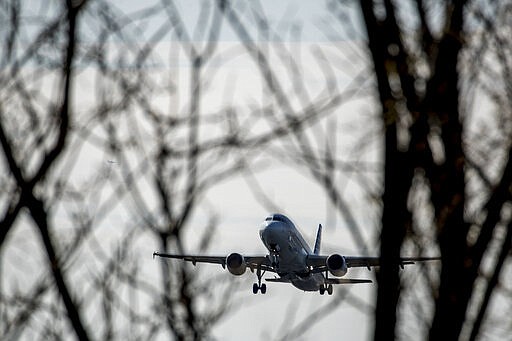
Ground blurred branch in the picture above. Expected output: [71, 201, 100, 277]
[0, 1, 90, 340]
[277, 287, 372, 341]
[219, 0, 370, 252]
[469, 210, 512, 341]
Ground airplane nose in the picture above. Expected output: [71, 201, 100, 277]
[259, 226, 270, 242]
[260, 223, 275, 240]
[260, 222, 283, 250]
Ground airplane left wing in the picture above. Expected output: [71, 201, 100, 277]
[152, 251, 275, 272]
[306, 254, 440, 272]
[344, 256, 441, 269]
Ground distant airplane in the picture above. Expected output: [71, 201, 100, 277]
[153, 213, 440, 295]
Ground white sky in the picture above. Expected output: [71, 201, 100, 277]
[103, 0, 365, 43]
[5, 0, 511, 340]
[1, 1, 439, 340]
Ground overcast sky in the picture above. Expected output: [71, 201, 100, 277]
[3, 2, 389, 340]
[105, 0, 364, 42]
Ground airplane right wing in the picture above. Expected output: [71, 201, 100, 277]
[244, 256, 275, 272]
[152, 251, 275, 272]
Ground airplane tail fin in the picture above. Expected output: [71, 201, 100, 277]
[314, 224, 322, 255]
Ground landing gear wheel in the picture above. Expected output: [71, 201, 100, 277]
[327, 284, 333, 295]
[252, 266, 267, 294]
[261, 283, 267, 294]
[319, 285, 325, 295]
[252, 283, 267, 294]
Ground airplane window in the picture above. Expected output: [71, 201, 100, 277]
[266, 214, 294, 226]
[272, 214, 292, 224]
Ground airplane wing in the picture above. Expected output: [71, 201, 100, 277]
[152, 251, 275, 272]
[344, 256, 441, 269]
[306, 255, 440, 271]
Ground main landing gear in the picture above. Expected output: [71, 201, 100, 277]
[253, 266, 267, 294]
[253, 282, 267, 294]
[319, 284, 333, 295]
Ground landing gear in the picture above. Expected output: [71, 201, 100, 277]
[319, 284, 333, 295]
[253, 266, 267, 294]
[268, 252, 279, 268]
[327, 284, 333, 295]
[253, 283, 267, 294]
[321, 270, 334, 295]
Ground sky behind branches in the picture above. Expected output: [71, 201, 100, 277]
[0, 1, 445, 340]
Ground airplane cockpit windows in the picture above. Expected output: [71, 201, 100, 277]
[270, 214, 294, 227]
[264, 214, 296, 228]
[273, 215, 283, 222]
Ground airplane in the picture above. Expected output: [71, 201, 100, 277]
[153, 213, 440, 295]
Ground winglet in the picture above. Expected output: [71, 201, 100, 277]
[153, 251, 158, 259]
[314, 224, 322, 255]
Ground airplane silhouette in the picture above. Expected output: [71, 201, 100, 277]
[153, 213, 440, 294]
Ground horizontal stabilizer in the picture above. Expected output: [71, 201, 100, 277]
[265, 277, 292, 283]
[325, 278, 372, 284]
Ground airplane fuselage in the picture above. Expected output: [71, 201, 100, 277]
[259, 214, 325, 291]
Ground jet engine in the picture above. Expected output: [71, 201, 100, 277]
[326, 254, 347, 277]
[226, 253, 246, 276]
